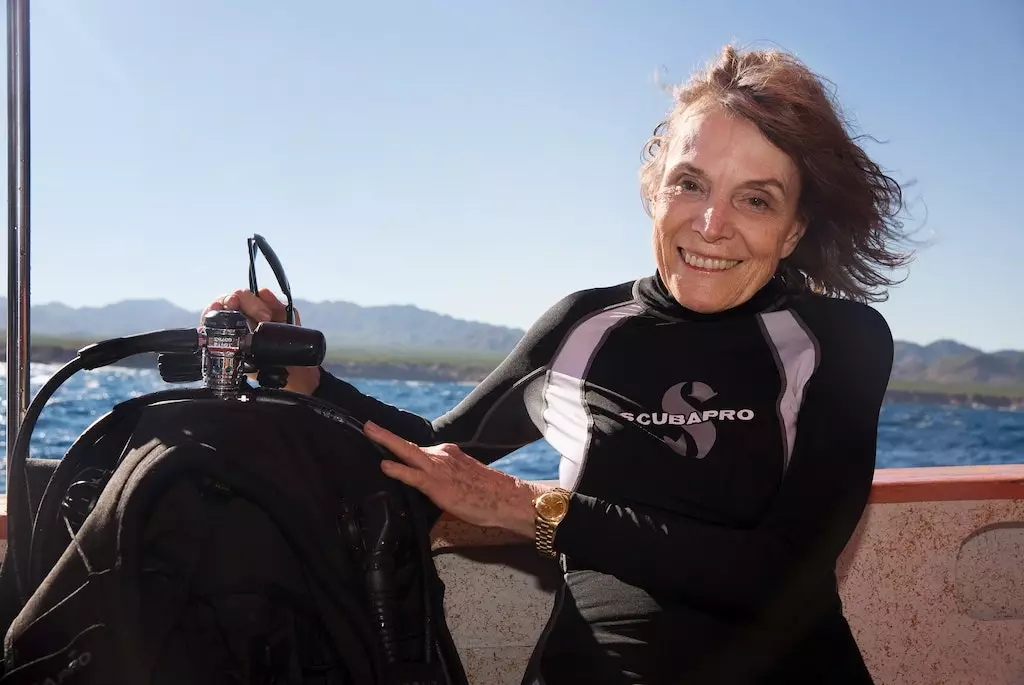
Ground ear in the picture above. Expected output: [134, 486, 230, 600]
[780, 217, 807, 259]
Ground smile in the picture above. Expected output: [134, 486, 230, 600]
[679, 248, 741, 272]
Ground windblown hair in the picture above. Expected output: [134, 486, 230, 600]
[640, 45, 914, 302]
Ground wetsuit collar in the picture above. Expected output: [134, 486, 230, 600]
[633, 269, 789, 321]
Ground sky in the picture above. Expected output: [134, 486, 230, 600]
[0, 0, 1021, 351]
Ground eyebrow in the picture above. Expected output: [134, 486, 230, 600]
[665, 162, 788, 196]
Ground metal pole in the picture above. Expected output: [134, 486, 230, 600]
[6, 0, 30, 462]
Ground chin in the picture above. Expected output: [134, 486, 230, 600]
[663, 273, 735, 313]
[676, 293, 731, 314]
[660, 250, 774, 313]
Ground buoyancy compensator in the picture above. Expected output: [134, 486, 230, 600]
[0, 235, 467, 685]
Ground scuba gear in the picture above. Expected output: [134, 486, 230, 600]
[0, 235, 467, 684]
[156, 232, 303, 390]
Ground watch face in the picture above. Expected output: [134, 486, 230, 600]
[537, 491, 569, 521]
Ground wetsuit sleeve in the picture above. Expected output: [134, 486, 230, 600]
[312, 292, 585, 463]
[313, 370, 438, 445]
[551, 303, 893, 617]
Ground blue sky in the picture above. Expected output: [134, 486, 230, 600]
[1, 0, 1021, 351]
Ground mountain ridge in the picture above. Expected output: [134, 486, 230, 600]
[0, 296, 525, 353]
[1, 296, 1020, 386]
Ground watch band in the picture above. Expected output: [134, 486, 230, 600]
[534, 488, 571, 559]
[535, 516, 559, 559]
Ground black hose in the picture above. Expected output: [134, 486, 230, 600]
[404, 486, 439, 673]
[6, 328, 200, 604]
[356, 492, 402, 666]
[77, 328, 199, 370]
[6, 356, 85, 603]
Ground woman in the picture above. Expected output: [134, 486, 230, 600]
[207, 45, 910, 684]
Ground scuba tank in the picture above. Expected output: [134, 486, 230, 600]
[0, 235, 467, 685]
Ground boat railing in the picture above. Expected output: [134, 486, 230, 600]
[430, 466, 1024, 684]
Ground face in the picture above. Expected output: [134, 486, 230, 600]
[651, 106, 806, 313]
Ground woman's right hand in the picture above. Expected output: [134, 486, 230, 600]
[200, 288, 322, 396]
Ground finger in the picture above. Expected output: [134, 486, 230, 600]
[201, 292, 237, 321]
[199, 300, 225, 324]
[257, 288, 289, 323]
[380, 459, 429, 491]
[364, 422, 433, 470]
[226, 289, 274, 324]
[220, 292, 240, 310]
[258, 289, 302, 326]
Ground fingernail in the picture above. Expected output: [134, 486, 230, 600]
[364, 421, 378, 433]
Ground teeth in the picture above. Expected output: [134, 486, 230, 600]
[682, 250, 739, 271]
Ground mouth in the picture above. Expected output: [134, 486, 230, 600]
[678, 248, 741, 272]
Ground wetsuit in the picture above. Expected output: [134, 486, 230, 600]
[313, 271, 893, 684]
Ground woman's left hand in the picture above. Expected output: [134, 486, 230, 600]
[363, 421, 544, 538]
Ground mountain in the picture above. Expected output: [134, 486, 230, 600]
[0, 296, 526, 354]
[290, 300, 524, 353]
[891, 340, 1024, 387]
[892, 339, 978, 371]
[1, 298, 1021, 387]
[21, 299, 200, 339]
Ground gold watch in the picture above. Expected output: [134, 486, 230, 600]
[533, 488, 571, 558]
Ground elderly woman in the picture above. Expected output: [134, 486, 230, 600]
[209, 45, 909, 684]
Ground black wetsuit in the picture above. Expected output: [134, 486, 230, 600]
[313, 272, 893, 685]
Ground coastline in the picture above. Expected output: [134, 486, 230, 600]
[882, 388, 1022, 411]
[10, 343, 1024, 411]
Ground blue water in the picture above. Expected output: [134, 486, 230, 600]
[1, 364, 1022, 492]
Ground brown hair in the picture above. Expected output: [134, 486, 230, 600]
[639, 44, 914, 303]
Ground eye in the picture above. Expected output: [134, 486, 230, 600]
[744, 195, 772, 212]
[654, 177, 704, 205]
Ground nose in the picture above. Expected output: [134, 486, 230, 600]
[694, 200, 733, 241]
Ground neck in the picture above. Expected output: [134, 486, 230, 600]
[633, 270, 789, 321]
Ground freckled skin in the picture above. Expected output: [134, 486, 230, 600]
[368, 425, 542, 538]
[653, 107, 807, 313]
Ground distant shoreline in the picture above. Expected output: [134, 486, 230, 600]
[882, 389, 1021, 411]
[8, 342, 1024, 411]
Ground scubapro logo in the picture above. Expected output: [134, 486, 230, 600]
[619, 381, 754, 459]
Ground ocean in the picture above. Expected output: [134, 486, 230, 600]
[0, 363, 1022, 492]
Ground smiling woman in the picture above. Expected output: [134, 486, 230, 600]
[648, 109, 808, 313]
[206, 43, 915, 685]
[640, 46, 912, 311]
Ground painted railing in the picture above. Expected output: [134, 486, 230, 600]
[431, 466, 1024, 684]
